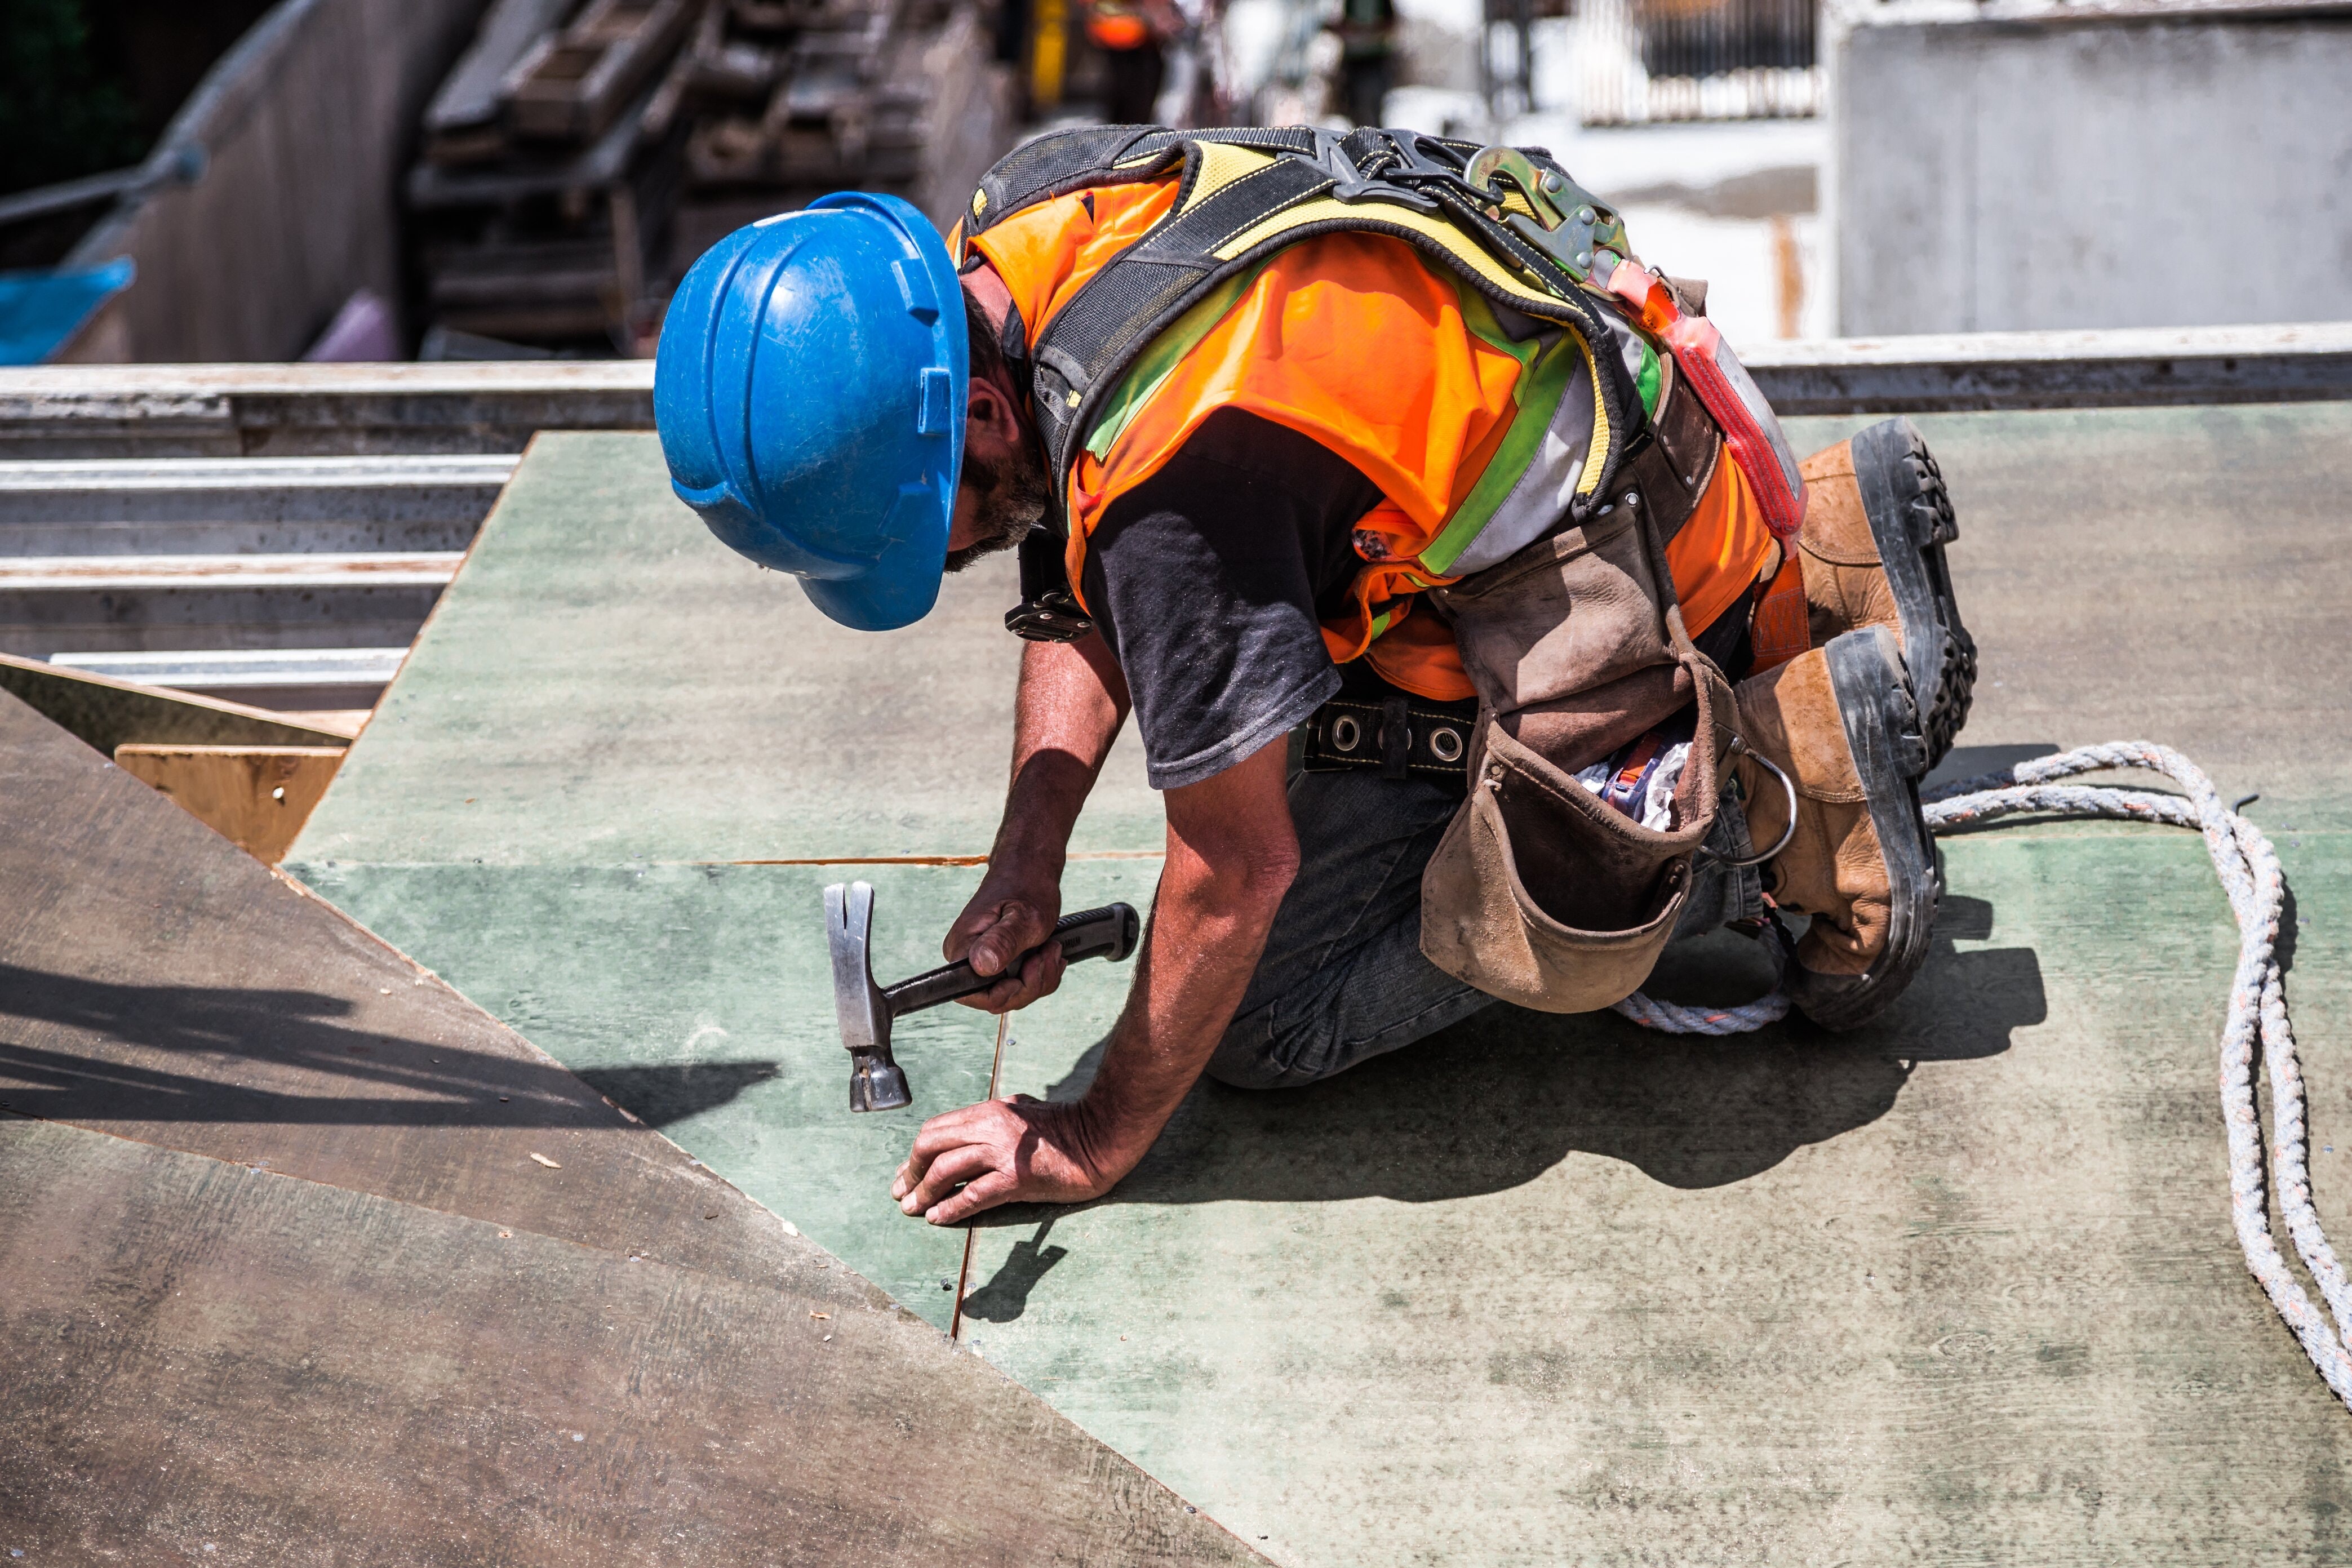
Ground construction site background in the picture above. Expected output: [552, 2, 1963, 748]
[5, 0, 2347, 367]
[7, 0, 2352, 1560]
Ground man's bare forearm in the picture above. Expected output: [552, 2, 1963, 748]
[943, 634, 1130, 998]
[895, 738, 1299, 1221]
[992, 632, 1130, 871]
[1067, 743, 1300, 1171]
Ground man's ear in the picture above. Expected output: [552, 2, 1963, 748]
[966, 375, 1021, 448]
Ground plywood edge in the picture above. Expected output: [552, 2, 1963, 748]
[113, 743, 349, 757]
[113, 743, 347, 864]
[0, 651, 361, 749]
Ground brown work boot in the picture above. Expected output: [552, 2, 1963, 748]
[1793, 418, 1976, 770]
[1730, 625, 1937, 1029]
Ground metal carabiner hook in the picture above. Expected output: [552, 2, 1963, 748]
[1705, 735, 1800, 871]
[1459, 145, 1633, 286]
[1462, 146, 1570, 227]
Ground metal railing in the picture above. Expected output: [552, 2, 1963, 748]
[1569, 0, 1820, 124]
[7, 326, 2351, 462]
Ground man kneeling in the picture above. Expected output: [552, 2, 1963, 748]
[654, 127, 1976, 1224]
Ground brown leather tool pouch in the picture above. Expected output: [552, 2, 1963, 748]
[1419, 389, 1734, 1012]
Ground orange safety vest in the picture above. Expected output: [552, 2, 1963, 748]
[960, 175, 1771, 700]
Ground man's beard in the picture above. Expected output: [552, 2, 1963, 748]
[946, 441, 1050, 573]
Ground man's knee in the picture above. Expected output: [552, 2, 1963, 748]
[1204, 1001, 1315, 1090]
[1206, 971, 1493, 1091]
[1206, 988, 1374, 1090]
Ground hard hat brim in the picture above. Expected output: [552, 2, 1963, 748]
[795, 490, 950, 631]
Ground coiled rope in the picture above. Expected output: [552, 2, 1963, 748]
[1613, 741, 2352, 1409]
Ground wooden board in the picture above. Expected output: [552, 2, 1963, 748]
[0, 649, 358, 751]
[428, 0, 583, 143]
[0, 1119, 1259, 1566]
[0, 684, 804, 1286]
[114, 744, 347, 863]
[0, 688, 1261, 1566]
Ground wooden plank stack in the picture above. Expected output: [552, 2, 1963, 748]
[407, 0, 1011, 354]
[505, 0, 700, 142]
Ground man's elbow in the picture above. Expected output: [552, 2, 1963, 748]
[1207, 838, 1299, 917]
[1163, 738, 1301, 918]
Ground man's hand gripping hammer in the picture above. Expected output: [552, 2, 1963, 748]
[824, 881, 1141, 1112]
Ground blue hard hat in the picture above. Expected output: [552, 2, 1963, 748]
[654, 191, 968, 631]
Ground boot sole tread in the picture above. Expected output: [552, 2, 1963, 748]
[1796, 626, 1940, 1031]
[1850, 419, 1975, 774]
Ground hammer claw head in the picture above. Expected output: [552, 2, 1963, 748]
[826, 881, 882, 1047]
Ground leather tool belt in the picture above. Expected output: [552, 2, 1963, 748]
[1301, 694, 1476, 780]
[1619, 352, 1721, 549]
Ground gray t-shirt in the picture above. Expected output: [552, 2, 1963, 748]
[1079, 409, 1386, 790]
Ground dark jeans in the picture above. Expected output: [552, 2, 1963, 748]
[1207, 763, 1493, 1089]
[1206, 735, 1765, 1091]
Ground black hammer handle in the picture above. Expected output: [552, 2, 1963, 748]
[880, 903, 1141, 1018]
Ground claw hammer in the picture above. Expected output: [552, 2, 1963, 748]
[824, 881, 1141, 1112]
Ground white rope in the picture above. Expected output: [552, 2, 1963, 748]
[1613, 741, 2352, 1409]
[1609, 931, 1791, 1034]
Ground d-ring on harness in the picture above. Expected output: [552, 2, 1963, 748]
[1701, 735, 1798, 871]
[1612, 740, 2352, 1416]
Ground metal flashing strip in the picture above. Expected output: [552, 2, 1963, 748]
[0, 363, 656, 460]
[0, 454, 518, 491]
[0, 552, 463, 590]
[0, 323, 2347, 456]
[48, 646, 409, 688]
[1848, 0, 2352, 28]
[1743, 322, 2352, 414]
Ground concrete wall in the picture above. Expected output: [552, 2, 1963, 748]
[1836, 5, 2352, 335]
[61, 0, 486, 363]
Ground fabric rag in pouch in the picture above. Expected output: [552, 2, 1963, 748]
[1574, 724, 1693, 832]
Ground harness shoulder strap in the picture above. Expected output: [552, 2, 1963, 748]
[966, 126, 1656, 513]
[966, 127, 1167, 235]
[964, 125, 1323, 237]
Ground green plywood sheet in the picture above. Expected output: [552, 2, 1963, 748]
[290, 856, 1169, 1330]
[291, 408, 2352, 873]
[959, 829, 2352, 1563]
[286, 408, 2352, 1563]
[289, 431, 1161, 868]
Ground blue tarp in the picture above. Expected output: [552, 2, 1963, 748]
[0, 258, 136, 365]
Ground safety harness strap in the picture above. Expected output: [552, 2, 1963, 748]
[1620, 353, 1720, 544]
[966, 126, 1167, 232]
[1299, 692, 1477, 780]
[1027, 152, 1339, 474]
[965, 125, 1322, 237]
[967, 126, 1654, 512]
